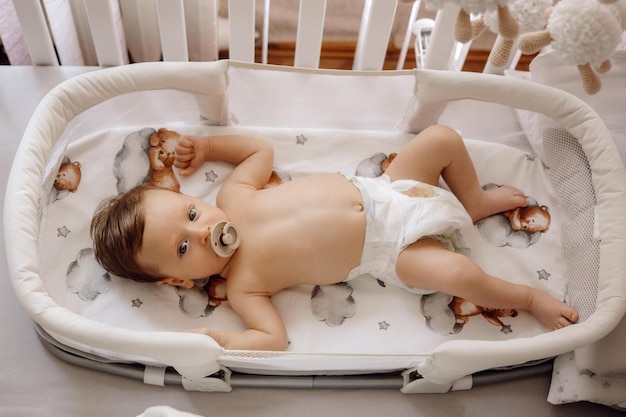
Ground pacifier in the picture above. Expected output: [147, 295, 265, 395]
[210, 221, 241, 257]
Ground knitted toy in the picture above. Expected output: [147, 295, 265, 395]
[423, 0, 519, 44]
[482, 0, 553, 67]
[518, 0, 626, 94]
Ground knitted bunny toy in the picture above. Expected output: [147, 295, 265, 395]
[423, 0, 519, 44]
[518, 0, 625, 94]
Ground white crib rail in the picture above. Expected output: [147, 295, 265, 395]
[3, 0, 453, 71]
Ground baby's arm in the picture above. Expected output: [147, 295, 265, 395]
[190, 291, 288, 351]
[175, 134, 274, 191]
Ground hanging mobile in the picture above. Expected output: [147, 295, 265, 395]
[210, 221, 241, 257]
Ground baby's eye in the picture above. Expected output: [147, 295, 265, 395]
[188, 208, 197, 221]
[179, 240, 189, 257]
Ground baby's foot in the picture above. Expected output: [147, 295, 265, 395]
[468, 185, 528, 223]
[528, 289, 579, 330]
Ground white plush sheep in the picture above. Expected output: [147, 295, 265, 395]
[518, 0, 625, 94]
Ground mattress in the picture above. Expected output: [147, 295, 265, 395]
[40, 122, 564, 372]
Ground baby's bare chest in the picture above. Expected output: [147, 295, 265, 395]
[231, 174, 367, 290]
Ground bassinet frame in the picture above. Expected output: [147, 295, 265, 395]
[5, 60, 626, 392]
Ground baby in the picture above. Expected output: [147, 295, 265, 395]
[91, 125, 578, 350]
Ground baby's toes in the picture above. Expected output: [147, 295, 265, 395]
[554, 317, 574, 330]
[565, 308, 579, 324]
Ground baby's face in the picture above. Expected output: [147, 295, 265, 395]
[137, 189, 231, 285]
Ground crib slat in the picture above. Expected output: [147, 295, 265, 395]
[11, 0, 58, 65]
[396, 0, 421, 70]
[84, 0, 128, 66]
[423, 4, 459, 70]
[68, 0, 100, 65]
[183, 0, 219, 62]
[353, 0, 398, 70]
[156, 0, 189, 62]
[119, 0, 162, 63]
[43, 0, 84, 65]
[228, 0, 256, 63]
[259, 0, 270, 64]
[294, 0, 327, 69]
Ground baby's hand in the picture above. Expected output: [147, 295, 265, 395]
[175, 135, 206, 176]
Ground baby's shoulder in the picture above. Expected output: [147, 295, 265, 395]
[216, 182, 258, 208]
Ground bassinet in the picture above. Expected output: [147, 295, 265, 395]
[5, 57, 626, 394]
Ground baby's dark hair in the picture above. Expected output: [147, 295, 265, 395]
[90, 183, 164, 283]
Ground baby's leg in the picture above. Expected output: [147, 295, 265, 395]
[396, 239, 579, 330]
[385, 125, 527, 222]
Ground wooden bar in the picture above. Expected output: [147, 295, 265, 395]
[243, 41, 536, 72]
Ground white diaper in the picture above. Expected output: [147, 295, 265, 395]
[344, 174, 472, 294]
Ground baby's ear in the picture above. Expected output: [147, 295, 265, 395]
[157, 277, 195, 288]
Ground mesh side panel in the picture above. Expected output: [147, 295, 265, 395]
[542, 127, 599, 321]
[479, 106, 536, 155]
[509, 110, 537, 156]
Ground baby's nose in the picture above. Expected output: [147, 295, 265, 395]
[193, 224, 211, 245]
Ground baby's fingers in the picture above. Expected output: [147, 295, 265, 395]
[175, 135, 194, 155]
[174, 151, 195, 165]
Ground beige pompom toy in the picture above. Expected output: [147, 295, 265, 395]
[518, 0, 626, 94]
[423, 0, 519, 44]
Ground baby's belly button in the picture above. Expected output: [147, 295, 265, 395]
[354, 203, 364, 212]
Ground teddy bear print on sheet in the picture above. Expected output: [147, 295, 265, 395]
[114, 127, 181, 194]
[49, 156, 83, 203]
[477, 184, 551, 248]
[47, 155, 112, 302]
[421, 293, 519, 335]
